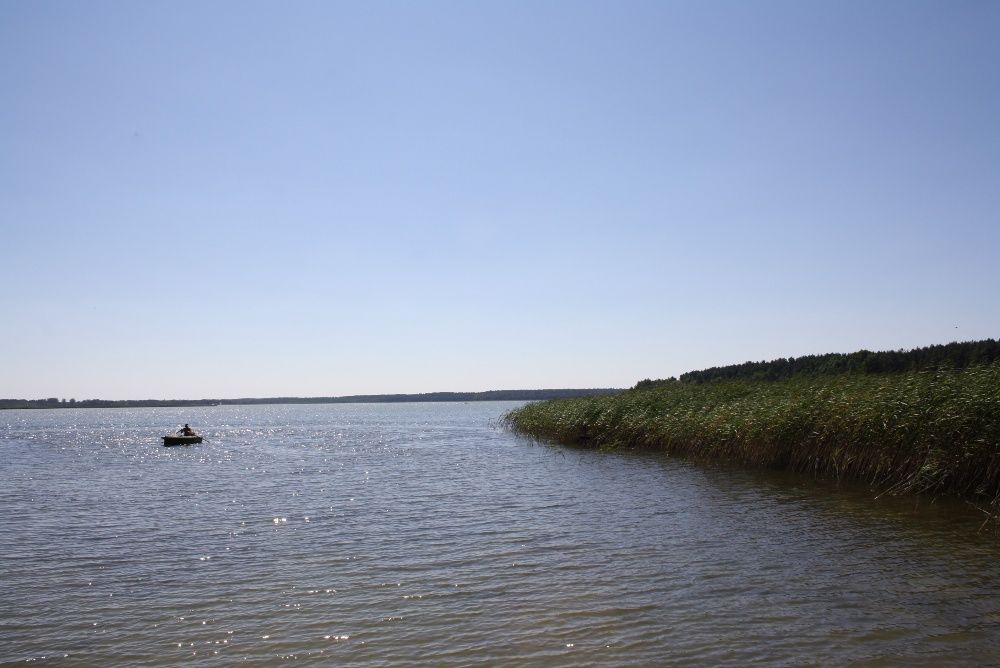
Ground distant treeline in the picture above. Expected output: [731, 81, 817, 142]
[635, 339, 1000, 388]
[0, 388, 622, 410]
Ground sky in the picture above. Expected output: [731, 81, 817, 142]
[2, 1, 999, 400]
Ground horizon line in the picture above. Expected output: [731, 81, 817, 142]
[0, 387, 626, 408]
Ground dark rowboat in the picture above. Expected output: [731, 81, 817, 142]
[162, 434, 203, 446]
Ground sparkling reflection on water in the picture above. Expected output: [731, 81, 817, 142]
[1, 402, 998, 666]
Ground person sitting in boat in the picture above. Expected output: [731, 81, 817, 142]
[180, 424, 194, 436]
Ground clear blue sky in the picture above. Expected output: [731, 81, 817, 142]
[3, 1, 999, 400]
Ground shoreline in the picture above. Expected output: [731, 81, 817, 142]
[0, 388, 622, 411]
[504, 364, 1000, 502]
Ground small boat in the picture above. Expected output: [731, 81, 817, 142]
[162, 433, 203, 446]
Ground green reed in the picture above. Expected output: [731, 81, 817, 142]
[504, 363, 1000, 500]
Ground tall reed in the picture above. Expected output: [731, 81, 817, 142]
[504, 364, 1000, 500]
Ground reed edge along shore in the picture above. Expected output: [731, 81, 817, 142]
[504, 361, 1000, 501]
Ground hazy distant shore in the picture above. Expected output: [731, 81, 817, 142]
[0, 388, 623, 410]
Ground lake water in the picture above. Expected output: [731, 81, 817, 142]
[1, 402, 998, 666]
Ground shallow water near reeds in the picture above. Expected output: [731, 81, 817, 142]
[1, 402, 998, 666]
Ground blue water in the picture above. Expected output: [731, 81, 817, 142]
[1, 402, 998, 666]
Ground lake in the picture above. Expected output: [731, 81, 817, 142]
[1, 402, 998, 666]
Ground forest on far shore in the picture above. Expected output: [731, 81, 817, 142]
[0, 388, 623, 410]
[635, 339, 1000, 388]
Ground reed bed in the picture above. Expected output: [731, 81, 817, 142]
[504, 363, 1000, 500]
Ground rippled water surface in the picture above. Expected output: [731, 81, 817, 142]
[2, 403, 998, 666]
